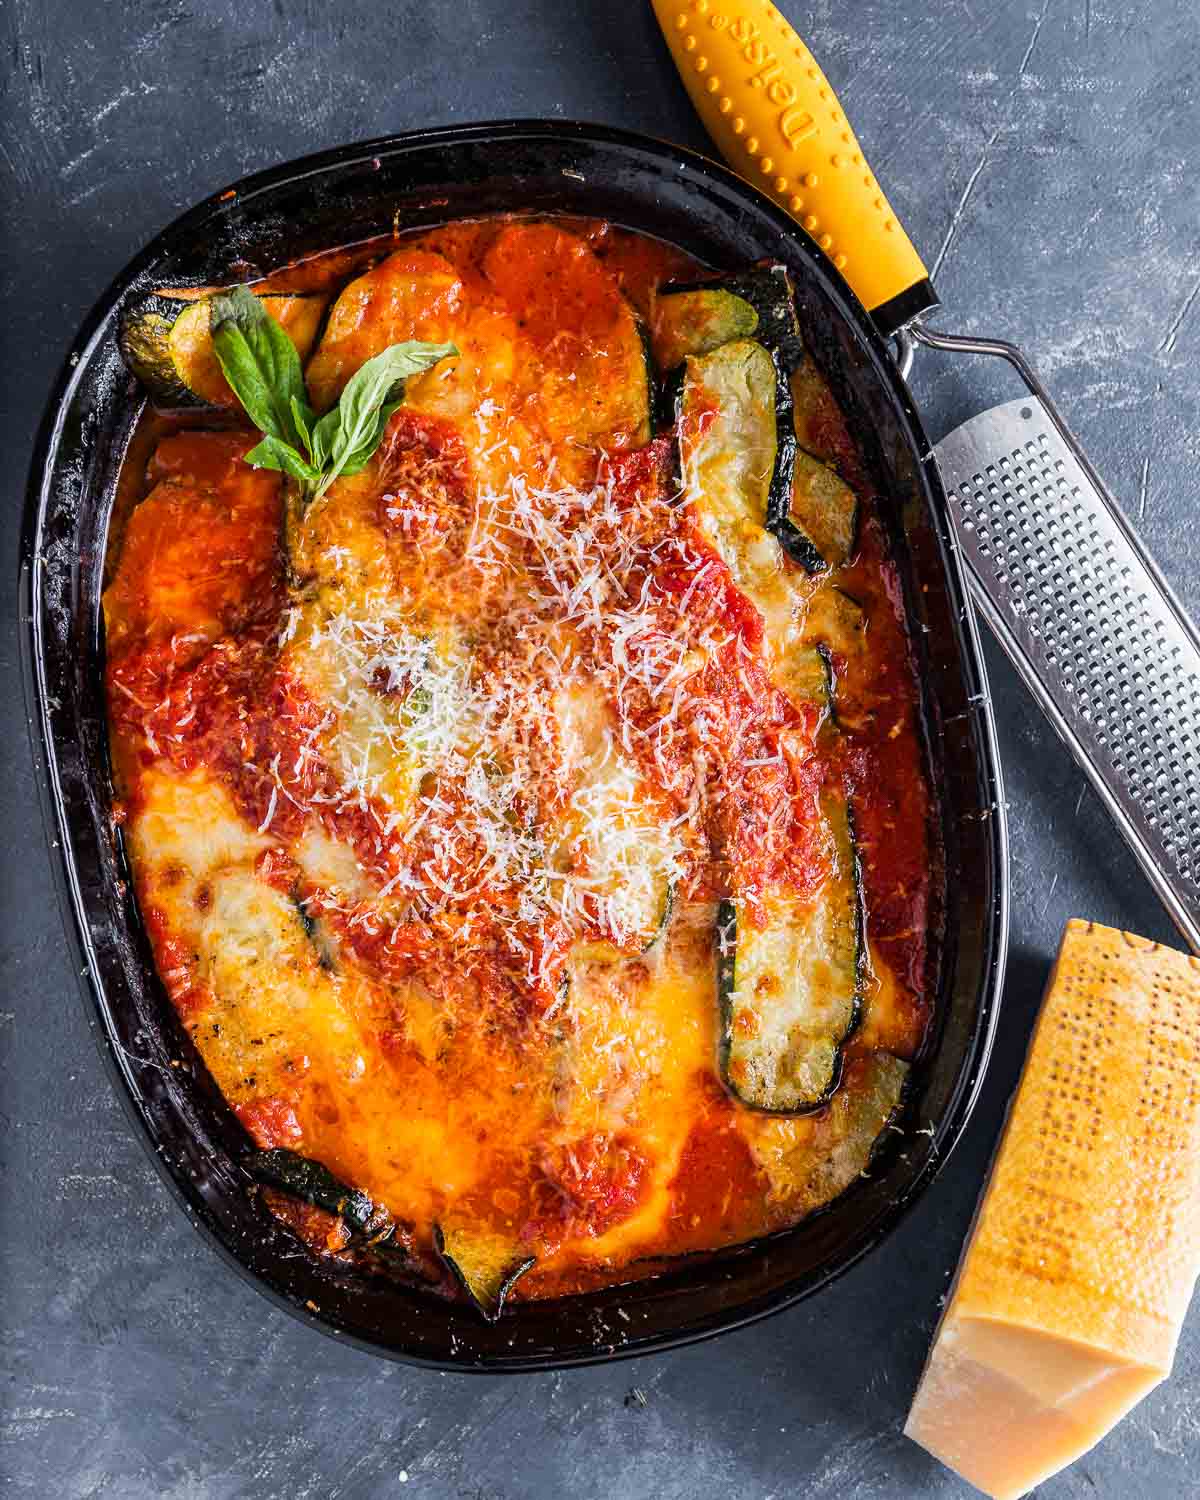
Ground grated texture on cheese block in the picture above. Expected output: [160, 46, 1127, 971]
[905, 918, 1200, 1499]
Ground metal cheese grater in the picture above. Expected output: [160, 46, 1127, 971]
[653, 0, 1200, 955]
[905, 325, 1200, 952]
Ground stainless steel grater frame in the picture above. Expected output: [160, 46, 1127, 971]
[897, 323, 1200, 953]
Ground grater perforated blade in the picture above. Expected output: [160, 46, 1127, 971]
[932, 387, 1200, 953]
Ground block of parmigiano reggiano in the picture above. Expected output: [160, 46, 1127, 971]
[905, 919, 1200, 1500]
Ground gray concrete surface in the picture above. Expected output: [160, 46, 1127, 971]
[3, 0, 1199, 1494]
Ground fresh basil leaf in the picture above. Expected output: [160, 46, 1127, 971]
[333, 398, 406, 479]
[245, 433, 322, 486]
[210, 286, 307, 449]
[334, 446, 382, 481]
[320, 341, 457, 487]
[290, 395, 318, 463]
[309, 403, 342, 474]
[214, 308, 455, 510]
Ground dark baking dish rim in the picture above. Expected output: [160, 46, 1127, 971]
[19, 119, 1008, 1371]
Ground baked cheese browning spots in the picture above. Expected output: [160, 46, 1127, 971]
[105, 216, 937, 1307]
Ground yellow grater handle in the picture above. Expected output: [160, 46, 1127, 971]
[651, 0, 937, 334]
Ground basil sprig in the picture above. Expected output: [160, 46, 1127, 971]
[210, 285, 457, 508]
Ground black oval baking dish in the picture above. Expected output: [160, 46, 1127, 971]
[19, 120, 1008, 1371]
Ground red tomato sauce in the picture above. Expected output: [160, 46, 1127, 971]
[836, 514, 937, 1013]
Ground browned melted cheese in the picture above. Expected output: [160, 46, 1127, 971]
[105, 218, 935, 1304]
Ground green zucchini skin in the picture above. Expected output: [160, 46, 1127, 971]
[778, 645, 833, 726]
[653, 879, 676, 951]
[721, 265, 804, 370]
[660, 264, 804, 371]
[292, 895, 338, 973]
[248, 1147, 378, 1235]
[788, 450, 859, 568]
[764, 353, 825, 574]
[634, 314, 660, 448]
[434, 1224, 535, 1322]
[248, 1148, 416, 1268]
[804, 592, 866, 730]
[653, 285, 759, 370]
[119, 290, 327, 410]
[573, 878, 676, 964]
[654, 358, 685, 438]
[118, 295, 209, 409]
[674, 338, 783, 530]
[716, 794, 866, 1114]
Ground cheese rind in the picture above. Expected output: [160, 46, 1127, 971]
[905, 919, 1200, 1500]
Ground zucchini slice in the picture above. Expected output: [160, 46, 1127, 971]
[305, 249, 464, 413]
[751, 1052, 910, 1214]
[764, 365, 825, 574]
[676, 339, 787, 548]
[658, 266, 858, 575]
[119, 292, 326, 409]
[820, 1052, 909, 1187]
[553, 685, 682, 962]
[776, 645, 833, 725]
[281, 601, 472, 830]
[805, 587, 867, 659]
[654, 264, 803, 372]
[566, 803, 678, 957]
[248, 1148, 382, 1236]
[717, 793, 864, 1113]
[676, 339, 824, 646]
[249, 1148, 415, 1268]
[789, 356, 853, 470]
[435, 1223, 535, 1321]
[652, 286, 758, 371]
[787, 450, 859, 568]
[674, 338, 839, 587]
[574, 882, 675, 964]
[481, 222, 653, 453]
